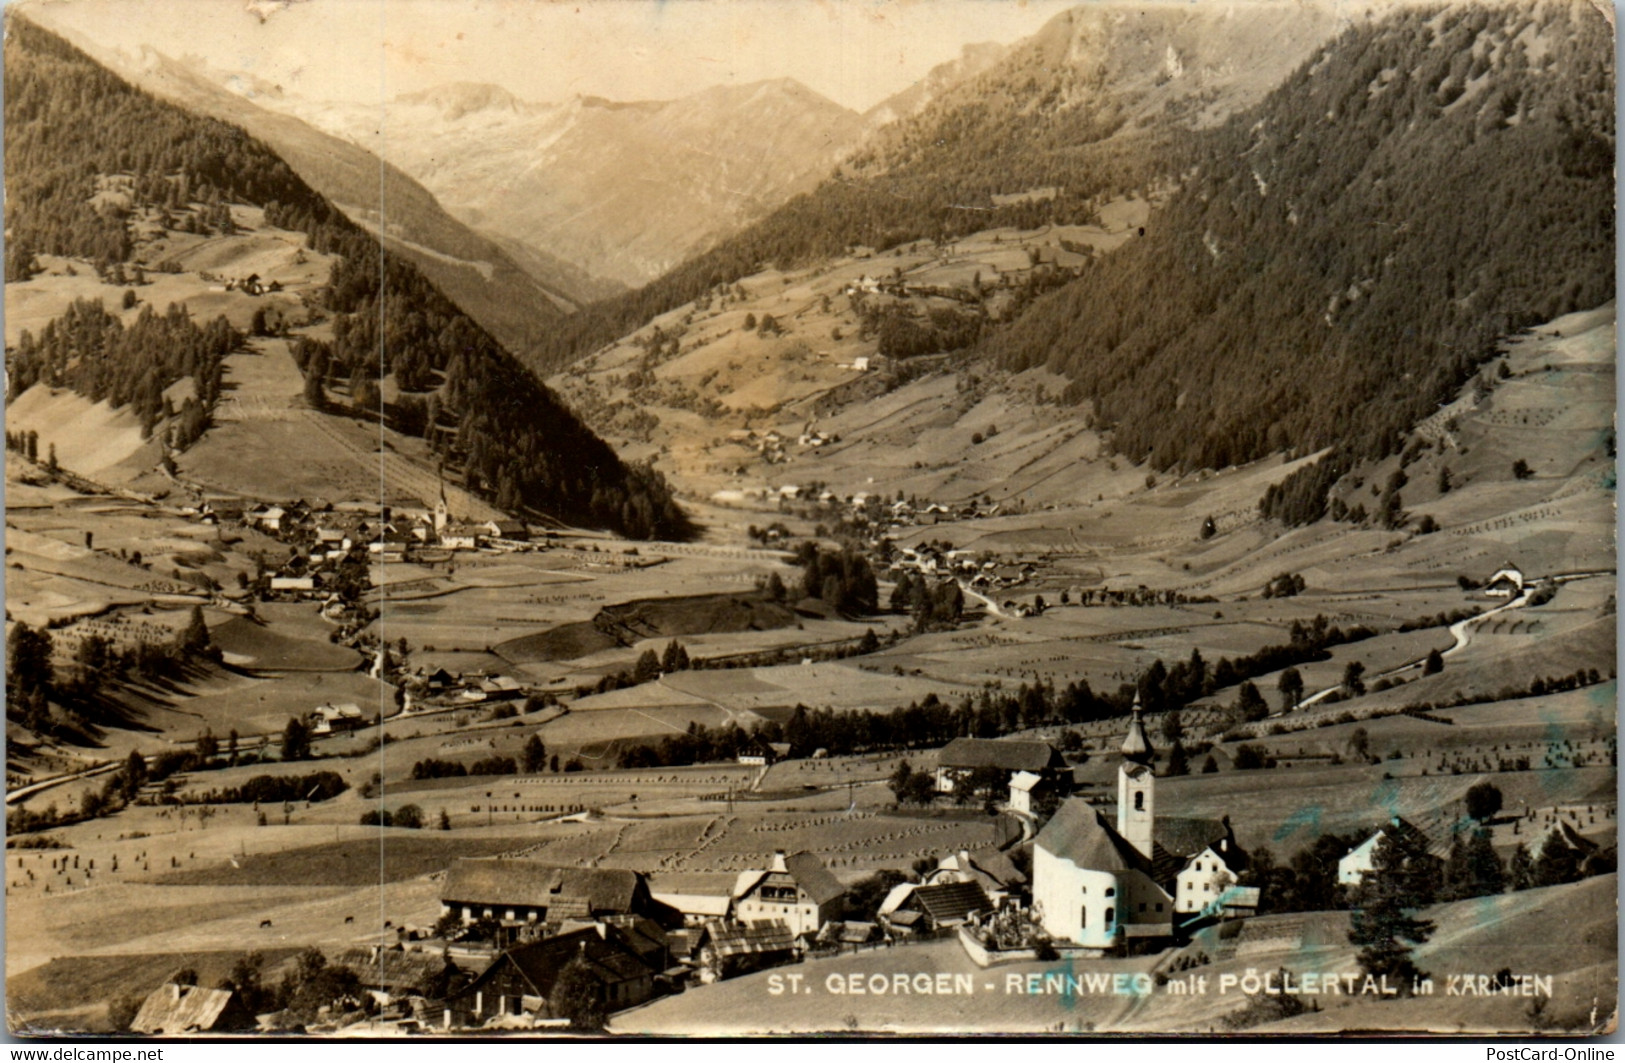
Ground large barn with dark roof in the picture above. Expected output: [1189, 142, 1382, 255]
[933, 737, 1070, 805]
[439, 860, 677, 929]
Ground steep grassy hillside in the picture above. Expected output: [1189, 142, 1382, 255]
[3, 15, 689, 539]
[125, 50, 595, 333]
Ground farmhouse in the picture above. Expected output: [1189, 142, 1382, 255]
[369, 531, 415, 558]
[308, 701, 366, 735]
[483, 520, 530, 542]
[440, 860, 675, 928]
[1173, 836, 1251, 918]
[1032, 702, 1253, 951]
[1008, 771, 1042, 814]
[440, 524, 486, 550]
[934, 737, 1069, 799]
[925, 847, 1028, 905]
[737, 737, 792, 766]
[1530, 818, 1601, 862]
[732, 850, 846, 937]
[1485, 565, 1525, 598]
[129, 983, 257, 1035]
[250, 504, 286, 532]
[449, 924, 659, 1024]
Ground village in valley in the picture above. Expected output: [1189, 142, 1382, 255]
[2, 0, 1617, 1040]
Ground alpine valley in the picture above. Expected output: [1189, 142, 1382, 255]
[3, 0, 1615, 1039]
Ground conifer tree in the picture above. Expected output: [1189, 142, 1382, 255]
[1466, 828, 1507, 896]
[1348, 833, 1435, 994]
[1165, 739, 1190, 777]
[1534, 831, 1580, 887]
[1508, 842, 1535, 891]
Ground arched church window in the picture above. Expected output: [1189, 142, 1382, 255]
[1104, 886, 1115, 897]
[1134, 790, 1144, 811]
[1104, 906, 1115, 927]
[1080, 906, 1087, 928]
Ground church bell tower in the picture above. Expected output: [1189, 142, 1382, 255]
[434, 462, 450, 534]
[1118, 693, 1156, 860]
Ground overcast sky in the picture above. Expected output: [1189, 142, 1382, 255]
[23, 0, 1083, 112]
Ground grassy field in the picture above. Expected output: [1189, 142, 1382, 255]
[1154, 763, 1616, 854]
[212, 616, 367, 673]
[151, 832, 540, 887]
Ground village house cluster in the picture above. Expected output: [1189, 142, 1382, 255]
[122, 701, 1612, 1033]
[184, 484, 539, 602]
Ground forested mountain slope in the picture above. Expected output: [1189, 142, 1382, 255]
[979, 0, 1613, 522]
[3, 16, 690, 540]
[22, 21, 617, 365]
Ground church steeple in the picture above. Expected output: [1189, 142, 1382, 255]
[1117, 693, 1156, 859]
[434, 462, 449, 534]
[1121, 692, 1155, 764]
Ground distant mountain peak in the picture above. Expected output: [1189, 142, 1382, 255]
[395, 80, 527, 120]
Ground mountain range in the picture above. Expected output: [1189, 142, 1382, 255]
[226, 74, 871, 289]
[6, 0, 1615, 535]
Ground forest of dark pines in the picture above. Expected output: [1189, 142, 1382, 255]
[982, 2, 1613, 522]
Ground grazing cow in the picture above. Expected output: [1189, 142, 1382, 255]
[343, 915, 355, 925]
[383, 920, 393, 929]
[259, 919, 273, 928]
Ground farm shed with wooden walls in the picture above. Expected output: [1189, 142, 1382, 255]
[878, 879, 993, 932]
[448, 925, 658, 1025]
[695, 919, 798, 981]
[651, 889, 734, 926]
[129, 983, 257, 1035]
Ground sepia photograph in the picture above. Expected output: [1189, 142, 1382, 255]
[1, 0, 1616, 1039]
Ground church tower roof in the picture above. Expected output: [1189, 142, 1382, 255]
[1121, 693, 1155, 764]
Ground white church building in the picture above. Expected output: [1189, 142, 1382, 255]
[1032, 698, 1254, 952]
